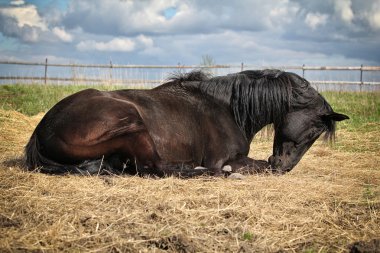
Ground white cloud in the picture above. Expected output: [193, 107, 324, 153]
[0, 1, 48, 42]
[75, 34, 155, 53]
[305, 12, 328, 30]
[1, 0, 380, 66]
[63, 0, 301, 36]
[368, 10, 380, 29]
[269, 0, 300, 27]
[365, 1, 380, 30]
[136, 34, 154, 48]
[64, 0, 182, 35]
[0, 3, 47, 30]
[334, 0, 354, 24]
[52, 27, 73, 42]
[10, 0, 25, 6]
[76, 37, 136, 52]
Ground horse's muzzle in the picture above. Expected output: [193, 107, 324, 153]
[268, 155, 282, 169]
[268, 155, 291, 174]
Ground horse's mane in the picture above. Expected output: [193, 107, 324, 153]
[168, 71, 211, 82]
[171, 70, 336, 141]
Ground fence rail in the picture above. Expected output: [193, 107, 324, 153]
[1, 59, 380, 90]
[1, 60, 380, 71]
[0, 76, 161, 84]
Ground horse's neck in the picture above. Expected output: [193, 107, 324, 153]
[183, 80, 276, 141]
[247, 121, 274, 142]
[183, 80, 232, 105]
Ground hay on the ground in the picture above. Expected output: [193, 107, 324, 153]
[0, 110, 379, 252]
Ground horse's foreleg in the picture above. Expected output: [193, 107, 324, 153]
[226, 156, 270, 175]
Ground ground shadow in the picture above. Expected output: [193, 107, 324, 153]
[2, 156, 25, 169]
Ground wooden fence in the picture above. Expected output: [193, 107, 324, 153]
[0, 59, 380, 88]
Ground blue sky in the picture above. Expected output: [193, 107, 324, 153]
[0, 0, 379, 66]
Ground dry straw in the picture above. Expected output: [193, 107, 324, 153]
[0, 109, 379, 252]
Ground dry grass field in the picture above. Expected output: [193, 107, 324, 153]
[0, 89, 379, 252]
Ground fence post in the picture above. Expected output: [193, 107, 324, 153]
[241, 62, 244, 72]
[109, 60, 113, 82]
[44, 58, 48, 85]
[360, 64, 363, 92]
[302, 64, 305, 78]
[177, 62, 182, 73]
[360, 64, 363, 83]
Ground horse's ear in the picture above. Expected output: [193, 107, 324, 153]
[322, 112, 349, 122]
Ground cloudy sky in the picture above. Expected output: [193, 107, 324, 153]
[0, 0, 379, 66]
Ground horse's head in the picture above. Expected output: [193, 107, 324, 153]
[269, 107, 349, 173]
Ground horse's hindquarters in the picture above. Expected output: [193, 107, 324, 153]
[33, 90, 163, 169]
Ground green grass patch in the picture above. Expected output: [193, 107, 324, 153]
[322, 91, 380, 132]
[362, 184, 379, 201]
[0, 84, 122, 116]
[0, 85, 378, 133]
[242, 232, 254, 241]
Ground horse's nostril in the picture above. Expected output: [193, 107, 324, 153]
[268, 156, 283, 166]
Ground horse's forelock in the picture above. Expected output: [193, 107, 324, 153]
[324, 120, 336, 142]
[321, 98, 337, 143]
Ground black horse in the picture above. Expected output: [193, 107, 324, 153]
[25, 70, 348, 177]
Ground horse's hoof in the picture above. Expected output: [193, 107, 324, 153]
[222, 165, 232, 172]
[228, 173, 246, 180]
